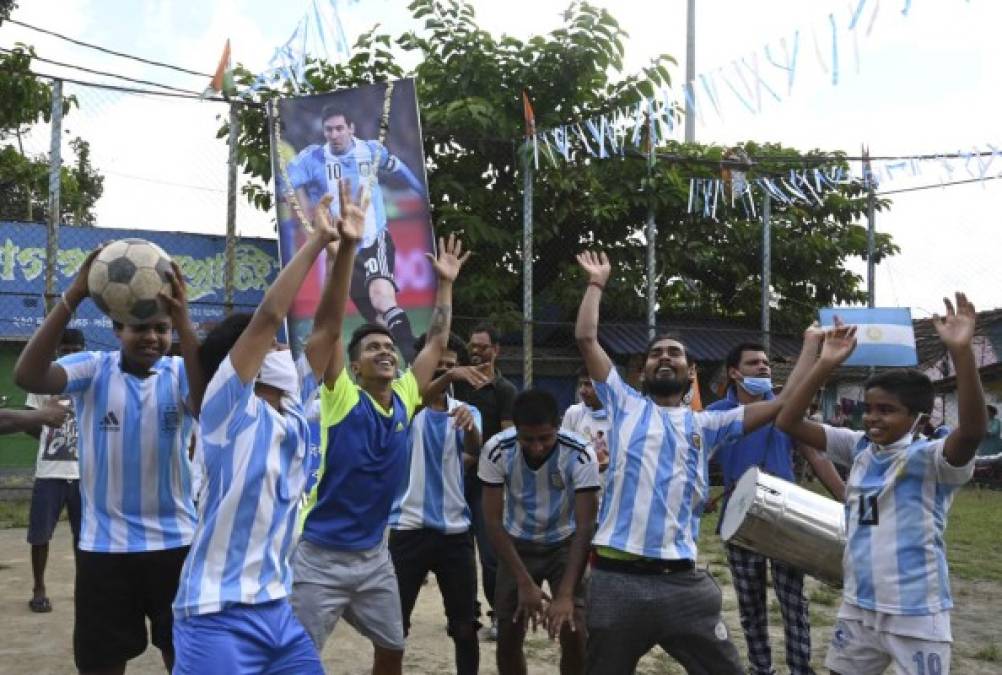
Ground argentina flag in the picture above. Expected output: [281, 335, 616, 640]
[819, 307, 918, 367]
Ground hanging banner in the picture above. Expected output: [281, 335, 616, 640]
[272, 78, 436, 361]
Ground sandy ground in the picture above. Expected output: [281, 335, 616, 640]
[1, 525, 999, 674]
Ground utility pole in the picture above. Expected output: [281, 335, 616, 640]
[646, 112, 657, 340]
[761, 193, 771, 353]
[864, 145, 876, 307]
[224, 102, 240, 314]
[684, 0, 696, 143]
[45, 79, 63, 313]
[522, 145, 533, 389]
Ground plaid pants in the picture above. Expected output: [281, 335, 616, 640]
[726, 543, 814, 675]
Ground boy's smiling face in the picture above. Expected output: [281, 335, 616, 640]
[862, 386, 919, 445]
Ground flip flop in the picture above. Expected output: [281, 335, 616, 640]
[29, 596, 52, 613]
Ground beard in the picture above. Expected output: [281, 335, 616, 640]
[642, 374, 691, 398]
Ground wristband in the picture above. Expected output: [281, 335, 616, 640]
[588, 281, 605, 291]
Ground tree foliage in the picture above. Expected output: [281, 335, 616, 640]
[0, 45, 105, 224]
[225, 0, 897, 331]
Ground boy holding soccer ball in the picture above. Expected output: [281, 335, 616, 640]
[15, 251, 205, 674]
[776, 293, 986, 675]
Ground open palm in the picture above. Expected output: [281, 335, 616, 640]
[576, 250, 611, 286]
[820, 324, 857, 364]
[428, 234, 471, 282]
[933, 292, 976, 350]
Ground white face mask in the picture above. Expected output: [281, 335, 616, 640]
[256, 349, 298, 397]
[737, 377, 773, 396]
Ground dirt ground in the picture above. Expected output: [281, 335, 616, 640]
[1, 526, 999, 674]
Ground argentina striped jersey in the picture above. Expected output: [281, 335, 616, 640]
[478, 428, 600, 544]
[59, 350, 195, 553]
[592, 368, 744, 560]
[389, 397, 482, 533]
[824, 425, 974, 615]
[174, 355, 309, 618]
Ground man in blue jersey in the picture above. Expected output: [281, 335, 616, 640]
[777, 296, 985, 675]
[15, 253, 205, 674]
[288, 105, 427, 363]
[479, 389, 601, 675]
[709, 341, 846, 675]
[573, 251, 820, 675]
[172, 185, 353, 675]
[290, 230, 470, 675]
[388, 332, 483, 675]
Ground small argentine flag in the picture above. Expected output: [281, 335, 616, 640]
[819, 307, 918, 367]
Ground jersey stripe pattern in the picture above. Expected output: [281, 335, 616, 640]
[592, 368, 744, 560]
[174, 356, 309, 618]
[824, 425, 975, 615]
[59, 350, 195, 553]
[478, 428, 600, 544]
[389, 397, 481, 533]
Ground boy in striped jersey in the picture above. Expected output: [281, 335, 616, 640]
[777, 294, 985, 675]
[574, 251, 821, 675]
[479, 389, 601, 675]
[15, 253, 204, 674]
[388, 332, 483, 674]
[170, 185, 354, 674]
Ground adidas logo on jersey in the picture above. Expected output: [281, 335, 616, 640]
[395, 421, 405, 432]
[99, 411, 121, 432]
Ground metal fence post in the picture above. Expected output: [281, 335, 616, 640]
[761, 192, 771, 353]
[522, 145, 533, 389]
[45, 79, 63, 312]
[224, 102, 240, 314]
[646, 112, 657, 340]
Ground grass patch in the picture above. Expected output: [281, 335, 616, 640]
[945, 488, 1002, 583]
[972, 643, 1002, 662]
[809, 585, 840, 607]
[0, 500, 30, 528]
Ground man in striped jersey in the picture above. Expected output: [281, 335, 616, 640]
[573, 251, 819, 675]
[15, 253, 205, 674]
[388, 332, 483, 675]
[777, 296, 985, 675]
[479, 389, 601, 675]
[290, 232, 470, 675]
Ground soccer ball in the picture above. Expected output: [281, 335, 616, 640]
[87, 239, 173, 325]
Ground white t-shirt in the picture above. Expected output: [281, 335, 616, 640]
[561, 403, 611, 460]
[25, 393, 79, 480]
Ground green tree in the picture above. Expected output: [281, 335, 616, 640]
[225, 0, 896, 331]
[0, 45, 104, 224]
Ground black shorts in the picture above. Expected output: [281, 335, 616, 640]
[74, 546, 189, 671]
[350, 229, 399, 320]
[26, 477, 80, 546]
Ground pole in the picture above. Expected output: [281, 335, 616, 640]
[646, 113, 657, 340]
[45, 79, 63, 313]
[684, 0, 696, 143]
[224, 102, 240, 314]
[522, 145, 533, 389]
[865, 148, 876, 308]
[761, 193, 771, 353]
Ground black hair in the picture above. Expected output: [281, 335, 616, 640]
[348, 323, 394, 361]
[198, 313, 253, 383]
[61, 328, 85, 347]
[725, 342, 767, 371]
[320, 105, 353, 126]
[512, 388, 560, 428]
[413, 332, 469, 365]
[471, 322, 500, 346]
[645, 333, 689, 364]
[988, 404, 998, 417]
[112, 321, 123, 331]
[864, 369, 935, 416]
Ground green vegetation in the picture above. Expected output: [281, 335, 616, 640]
[0, 343, 37, 469]
[944, 488, 1002, 583]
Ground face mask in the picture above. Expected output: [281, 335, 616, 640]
[256, 349, 299, 397]
[738, 377, 773, 396]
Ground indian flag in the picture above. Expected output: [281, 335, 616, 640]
[203, 39, 234, 98]
[819, 307, 918, 367]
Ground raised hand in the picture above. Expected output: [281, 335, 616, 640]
[159, 261, 190, 324]
[65, 245, 104, 307]
[427, 234, 471, 283]
[819, 324, 858, 365]
[448, 364, 492, 390]
[449, 404, 477, 433]
[309, 194, 341, 245]
[933, 292, 977, 352]
[337, 178, 370, 244]
[576, 250, 611, 287]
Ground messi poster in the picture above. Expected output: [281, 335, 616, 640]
[271, 78, 435, 362]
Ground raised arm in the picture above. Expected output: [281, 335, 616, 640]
[742, 325, 824, 433]
[14, 247, 102, 394]
[159, 262, 206, 414]
[305, 181, 368, 387]
[935, 293, 987, 466]
[776, 324, 858, 450]
[574, 251, 613, 382]
[409, 235, 470, 391]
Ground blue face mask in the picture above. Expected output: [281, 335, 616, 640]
[738, 377, 773, 397]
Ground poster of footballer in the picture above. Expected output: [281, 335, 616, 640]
[272, 78, 435, 363]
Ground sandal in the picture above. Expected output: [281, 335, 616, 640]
[28, 596, 52, 613]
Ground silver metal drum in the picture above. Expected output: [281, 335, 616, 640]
[719, 466, 846, 587]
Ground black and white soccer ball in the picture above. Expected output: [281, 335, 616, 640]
[87, 239, 173, 325]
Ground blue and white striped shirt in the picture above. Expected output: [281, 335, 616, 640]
[478, 428, 600, 544]
[59, 350, 194, 553]
[390, 397, 481, 534]
[174, 355, 309, 618]
[593, 368, 744, 560]
[824, 425, 974, 616]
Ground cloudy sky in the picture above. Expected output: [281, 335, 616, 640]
[2, 0, 1000, 316]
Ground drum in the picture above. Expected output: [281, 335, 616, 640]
[719, 466, 846, 587]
